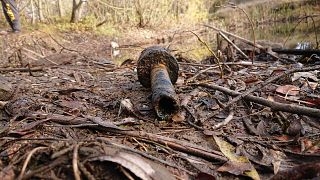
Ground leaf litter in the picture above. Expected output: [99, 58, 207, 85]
[0, 29, 320, 179]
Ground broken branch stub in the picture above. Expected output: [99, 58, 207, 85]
[137, 46, 180, 120]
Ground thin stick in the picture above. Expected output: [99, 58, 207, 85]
[22, 47, 59, 65]
[213, 111, 234, 129]
[219, 32, 250, 60]
[283, 15, 319, 47]
[0, 67, 43, 72]
[186, 66, 219, 82]
[198, 83, 320, 118]
[189, 31, 224, 78]
[104, 129, 227, 162]
[97, 137, 196, 175]
[178, 61, 267, 67]
[73, 144, 81, 180]
[22, 157, 67, 180]
[224, 64, 320, 109]
[18, 147, 47, 180]
[231, 4, 256, 63]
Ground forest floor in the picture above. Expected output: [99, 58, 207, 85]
[0, 25, 320, 180]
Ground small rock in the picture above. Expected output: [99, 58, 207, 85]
[0, 79, 13, 101]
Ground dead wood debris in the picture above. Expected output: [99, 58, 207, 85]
[1, 29, 320, 180]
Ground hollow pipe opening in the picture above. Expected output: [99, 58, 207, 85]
[155, 95, 179, 120]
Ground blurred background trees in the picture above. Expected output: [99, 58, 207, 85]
[0, 0, 318, 39]
[10, 0, 217, 27]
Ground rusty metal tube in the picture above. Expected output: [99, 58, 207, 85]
[151, 64, 179, 119]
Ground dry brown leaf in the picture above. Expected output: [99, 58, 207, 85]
[90, 150, 175, 180]
[275, 85, 300, 96]
[214, 136, 260, 180]
[217, 161, 252, 175]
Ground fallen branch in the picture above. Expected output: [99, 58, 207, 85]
[204, 24, 280, 60]
[272, 48, 320, 56]
[101, 129, 227, 162]
[198, 83, 320, 118]
[224, 64, 320, 109]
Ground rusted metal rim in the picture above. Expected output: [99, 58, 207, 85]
[137, 46, 179, 88]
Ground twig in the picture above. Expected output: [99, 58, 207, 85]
[18, 147, 47, 180]
[22, 157, 67, 180]
[186, 66, 219, 83]
[97, 137, 196, 175]
[213, 111, 234, 129]
[0, 67, 43, 72]
[0, 137, 69, 141]
[189, 31, 224, 78]
[224, 65, 320, 109]
[228, 3, 256, 63]
[119, 166, 135, 180]
[78, 162, 96, 180]
[21, 47, 59, 65]
[179, 61, 268, 67]
[73, 144, 81, 180]
[51, 146, 74, 159]
[284, 15, 319, 48]
[219, 32, 250, 60]
[197, 83, 320, 118]
[46, 33, 81, 53]
[105, 129, 227, 162]
[184, 105, 204, 130]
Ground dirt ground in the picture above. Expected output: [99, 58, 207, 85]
[0, 29, 320, 180]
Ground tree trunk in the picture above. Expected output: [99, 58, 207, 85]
[70, 0, 86, 23]
[57, 0, 64, 17]
[134, 0, 144, 27]
[37, 0, 44, 22]
[31, 0, 36, 24]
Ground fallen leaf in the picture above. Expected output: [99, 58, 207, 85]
[273, 135, 291, 141]
[87, 116, 126, 131]
[292, 72, 318, 82]
[276, 85, 300, 96]
[90, 149, 175, 180]
[264, 149, 285, 174]
[301, 81, 318, 91]
[171, 111, 185, 122]
[217, 161, 252, 175]
[301, 138, 320, 153]
[214, 136, 260, 180]
[119, 99, 135, 115]
[304, 98, 320, 108]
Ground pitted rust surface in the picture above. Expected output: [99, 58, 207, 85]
[137, 46, 179, 88]
[151, 64, 179, 119]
